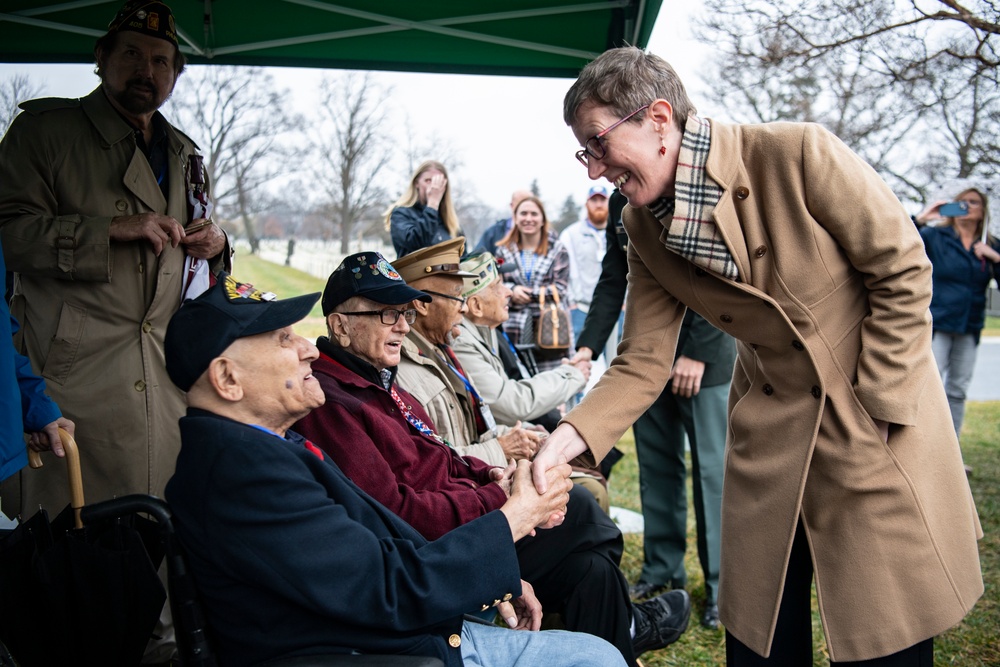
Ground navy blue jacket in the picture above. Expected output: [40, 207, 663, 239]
[1, 238, 60, 481]
[165, 409, 521, 667]
[473, 218, 511, 255]
[919, 225, 999, 341]
[390, 203, 462, 258]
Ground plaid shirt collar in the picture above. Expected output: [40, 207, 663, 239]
[649, 115, 739, 281]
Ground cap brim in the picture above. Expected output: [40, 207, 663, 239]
[243, 292, 321, 336]
[363, 283, 432, 306]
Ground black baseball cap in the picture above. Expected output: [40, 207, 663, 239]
[321, 251, 431, 315]
[165, 272, 319, 391]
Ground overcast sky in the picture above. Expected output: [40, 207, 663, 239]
[0, 4, 713, 221]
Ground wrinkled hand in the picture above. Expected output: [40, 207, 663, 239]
[525, 423, 548, 434]
[669, 355, 705, 398]
[426, 174, 448, 209]
[497, 579, 543, 630]
[499, 460, 572, 541]
[914, 200, 949, 225]
[973, 241, 1000, 263]
[110, 212, 184, 255]
[497, 421, 544, 460]
[490, 460, 517, 497]
[510, 285, 532, 305]
[180, 219, 226, 259]
[26, 417, 75, 457]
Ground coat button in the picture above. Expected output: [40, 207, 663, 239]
[115, 199, 128, 212]
[720, 314, 733, 323]
[448, 634, 461, 648]
[811, 386, 821, 398]
[735, 187, 750, 200]
[754, 245, 767, 258]
[134, 380, 146, 392]
[502, 593, 513, 602]
[142, 321, 153, 334]
[792, 341, 804, 351]
[762, 384, 774, 395]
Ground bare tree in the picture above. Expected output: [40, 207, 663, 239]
[313, 73, 394, 253]
[165, 66, 303, 254]
[1, 74, 45, 132]
[695, 0, 999, 203]
[554, 194, 581, 234]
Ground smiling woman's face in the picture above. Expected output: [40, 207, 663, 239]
[570, 100, 680, 207]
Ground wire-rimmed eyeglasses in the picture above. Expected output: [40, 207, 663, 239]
[421, 290, 467, 307]
[339, 308, 417, 325]
[575, 104, 650, 167]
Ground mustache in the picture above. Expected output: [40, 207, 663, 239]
[126, 78, 157, 92]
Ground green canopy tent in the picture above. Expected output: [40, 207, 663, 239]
[0, 0, 662, 77]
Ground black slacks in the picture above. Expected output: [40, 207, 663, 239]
[515, 485, 636, 666]
[726, 521, 934, 666]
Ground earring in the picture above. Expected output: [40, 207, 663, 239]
[659, 145, 667, 156]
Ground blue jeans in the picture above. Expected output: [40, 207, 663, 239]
[460, 620, 627, 666]
[931, 331, 979, 437]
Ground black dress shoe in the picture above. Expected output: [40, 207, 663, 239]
[629, 580, 669, 601]
[700, 602, 720, 630]
[632, 589, 691, 656]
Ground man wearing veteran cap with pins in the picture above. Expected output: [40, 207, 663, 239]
[0, 0, 229, 523]
[392, 237, 544, 467]
[163, 273, 625, 667]
[295, 250, 691, 667]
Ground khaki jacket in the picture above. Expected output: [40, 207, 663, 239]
[564, 121, 983, 661]
[0, 88, 229, 514]
[452, 318, 584, 425]
[396, 331, 508, 466]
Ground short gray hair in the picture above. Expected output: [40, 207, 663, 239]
[563, 47, 695, 132]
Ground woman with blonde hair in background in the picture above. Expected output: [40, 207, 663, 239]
[914, 187, 1000, 446]
[386, 160, 463, 258]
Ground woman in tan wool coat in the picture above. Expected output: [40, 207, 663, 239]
[533, 47, 983, 666]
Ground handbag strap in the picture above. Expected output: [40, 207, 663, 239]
[550, 287, 561, 306]
[538, 285, 546, 308]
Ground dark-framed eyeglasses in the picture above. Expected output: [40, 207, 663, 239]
[575, 104, 650, 167]
[421, 290, 467, 307]
[339, 308, 417, 325]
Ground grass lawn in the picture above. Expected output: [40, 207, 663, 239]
[232, 253, 328, 340]
[984, 316, 1000, 338]
[615, 401, 1000, 666]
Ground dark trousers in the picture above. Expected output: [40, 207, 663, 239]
[516, 485, 637, 666]
[633, 382, 726, 603]
[726, 522, 934, 666]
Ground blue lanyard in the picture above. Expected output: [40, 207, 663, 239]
[519, 250, 536, 281]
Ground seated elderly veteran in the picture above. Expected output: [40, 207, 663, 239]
[391, 242, 608, 510]
[391, 237, 544, 467]
[161, 273, 627, 667]
[293, 252, 691, 667]
[451, 251, 590, 435]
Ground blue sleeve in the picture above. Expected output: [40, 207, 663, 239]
[10, 316, 61, 431]
[391, 205, 443, 257]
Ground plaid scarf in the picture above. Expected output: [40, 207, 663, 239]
[651, 115, 739, 281]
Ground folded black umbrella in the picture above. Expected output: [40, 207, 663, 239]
[0, 431, 166, 666]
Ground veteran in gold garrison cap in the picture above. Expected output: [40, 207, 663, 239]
[392, 238, 546, 467]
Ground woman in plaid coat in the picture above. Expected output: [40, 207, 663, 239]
[495, 196, 571, 372]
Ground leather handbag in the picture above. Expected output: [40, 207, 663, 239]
[535, 286, 572, 350]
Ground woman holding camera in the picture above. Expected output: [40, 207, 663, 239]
[914, 188, 1000, 440]
[386, 160, 463, 258]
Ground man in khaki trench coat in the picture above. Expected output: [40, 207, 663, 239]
[0, 2, 229, 533]
[534, 47, 983, 665]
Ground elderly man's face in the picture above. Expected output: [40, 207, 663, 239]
[474, 278, 511, 327]
[342, 302, 413, 370]
[227, 326, 325, 428]
[412, 276, 467, 345]
[98, 32, 178, 118]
